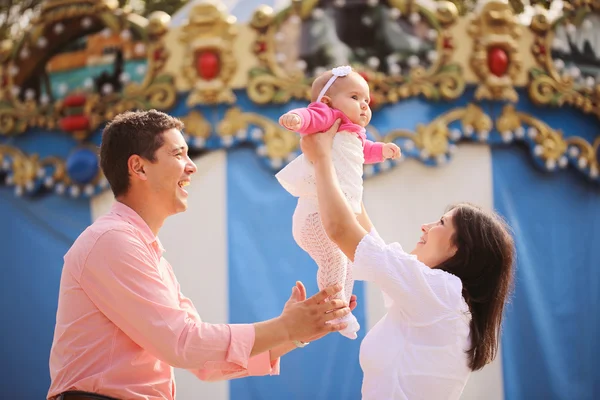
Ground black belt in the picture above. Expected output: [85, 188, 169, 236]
[55, 391, 120, 400]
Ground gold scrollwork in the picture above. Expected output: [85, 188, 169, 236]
[468, 0, 522, 102]
[528, 3, 600, 118]
[247, 0, 464, 106]
[217, 107, 299, 159]
[0, 0, 176, 138]
[496, 104, 598, 174]
[181, 110, 212, 139]
[0, 144, 110, 196]
[0, 144, 70, 189]
[180, 1, 238, 106]
[382, 104, 492, 158]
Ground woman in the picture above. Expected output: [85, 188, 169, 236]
[300, 120, 515, 400]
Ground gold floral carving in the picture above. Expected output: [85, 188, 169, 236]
[181, 111, 212, 139]
[0, 0, 176, 138]
[382, 104, 492, 158]
[0, 143, 109, 196]
[180, 1, 238, 105]
[247, 0, 464, 106]
[0, 144, 70, 190]
[217, 107, 299, 159]
[496, 104, 598, 175]
[528, 2, 600, 118]
[468, 1, 522, 102]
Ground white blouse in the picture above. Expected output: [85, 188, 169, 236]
[354, 229, 473, 400]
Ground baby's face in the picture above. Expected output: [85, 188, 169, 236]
[328, 73, 372, 127]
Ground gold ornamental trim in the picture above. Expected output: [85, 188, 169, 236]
[468, 1, 522, 102]
[179, 0, 238, 105]
[528, 2, 600, 118]
[246, 0, 464, 107]
[217, 107, 299, 161]
[0, 143, 108, 197]
[382, 104, 492, 162]
[496, 104, 599, 175]
[0, 0, 176, 139]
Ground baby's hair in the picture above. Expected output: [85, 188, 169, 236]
[310, 68, 355, 102]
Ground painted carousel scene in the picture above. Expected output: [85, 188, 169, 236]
[0, 0, 599, 399]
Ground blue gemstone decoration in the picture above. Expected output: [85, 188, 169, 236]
[66, 148, 99, 184]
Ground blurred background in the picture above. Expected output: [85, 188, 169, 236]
[0, 0, 599, 398]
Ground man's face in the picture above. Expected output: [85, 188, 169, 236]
[143, 128, 197, 216]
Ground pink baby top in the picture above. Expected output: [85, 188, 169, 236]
[291, 101, 384, 164]
[47, 201, 279, 399]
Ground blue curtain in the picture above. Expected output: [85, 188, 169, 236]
[227, 147, 366, 400]
[0, 188, 91, 399]
[492, 146, 600, 400]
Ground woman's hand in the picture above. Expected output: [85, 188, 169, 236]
[300, 119, 341, 163]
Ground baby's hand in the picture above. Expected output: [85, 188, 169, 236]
[279, 113, 302, 131]
[382, 143, 401, 159]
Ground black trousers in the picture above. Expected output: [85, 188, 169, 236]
[54, 391, 120, 400]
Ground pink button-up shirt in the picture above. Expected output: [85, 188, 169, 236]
[48, 202, 279, 399]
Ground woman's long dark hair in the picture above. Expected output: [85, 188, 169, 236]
[435, 203, 515, 371]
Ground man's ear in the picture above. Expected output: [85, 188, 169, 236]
[320, 95, 332, 106]
[128, 155, 147, 181]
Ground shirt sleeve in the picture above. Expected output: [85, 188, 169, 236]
[173, 273, 280, 380]
[290, 102, 336, 135]
[80, 228, 273, 374]
[363, 140, 384, 164]
[353, 229, 464, 323]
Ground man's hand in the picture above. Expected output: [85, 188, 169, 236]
[382, 142, 401, 159]
[304, 290, 358, 343]
[279, 113, 302, 131]
[279, 281, 351, 343]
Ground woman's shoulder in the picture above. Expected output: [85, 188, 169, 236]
[371, 233, 468, 311]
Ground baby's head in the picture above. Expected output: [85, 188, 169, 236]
[311, 66, 372, 127]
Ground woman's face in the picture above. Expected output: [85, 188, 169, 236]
[411, 209, 458, 268]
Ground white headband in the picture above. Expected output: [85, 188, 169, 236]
[316, 65, 352, 102]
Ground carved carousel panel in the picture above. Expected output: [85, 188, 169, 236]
[179, 0, 239, 106]
[468, 0, 523, 102]
[529, 0, 600, 118]
[0, 0, 176, 139]
[247, 0, 464, 107]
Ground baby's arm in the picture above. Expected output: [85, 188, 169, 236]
[363, 140, 385, 164]
[279, 103, 336, 135]
[364, 140, 401, 164]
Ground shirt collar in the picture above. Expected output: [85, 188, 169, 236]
[110, 201, 165, 253]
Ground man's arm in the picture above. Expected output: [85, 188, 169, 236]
[81, 229, 351, 373]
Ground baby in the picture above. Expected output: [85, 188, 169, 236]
[276, 65, 400, 339]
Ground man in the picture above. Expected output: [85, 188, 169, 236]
[48, 110, 355, 400]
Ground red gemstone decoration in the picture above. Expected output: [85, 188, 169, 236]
[60, 115, 90, 132]
[256, 42, 267, 53]
[196, 51, 220, 80]
[443, 37, 453, 49]
[63, 94, 87, 108]
[538, 44, 546, 55]
[488, 46, 509, 77]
